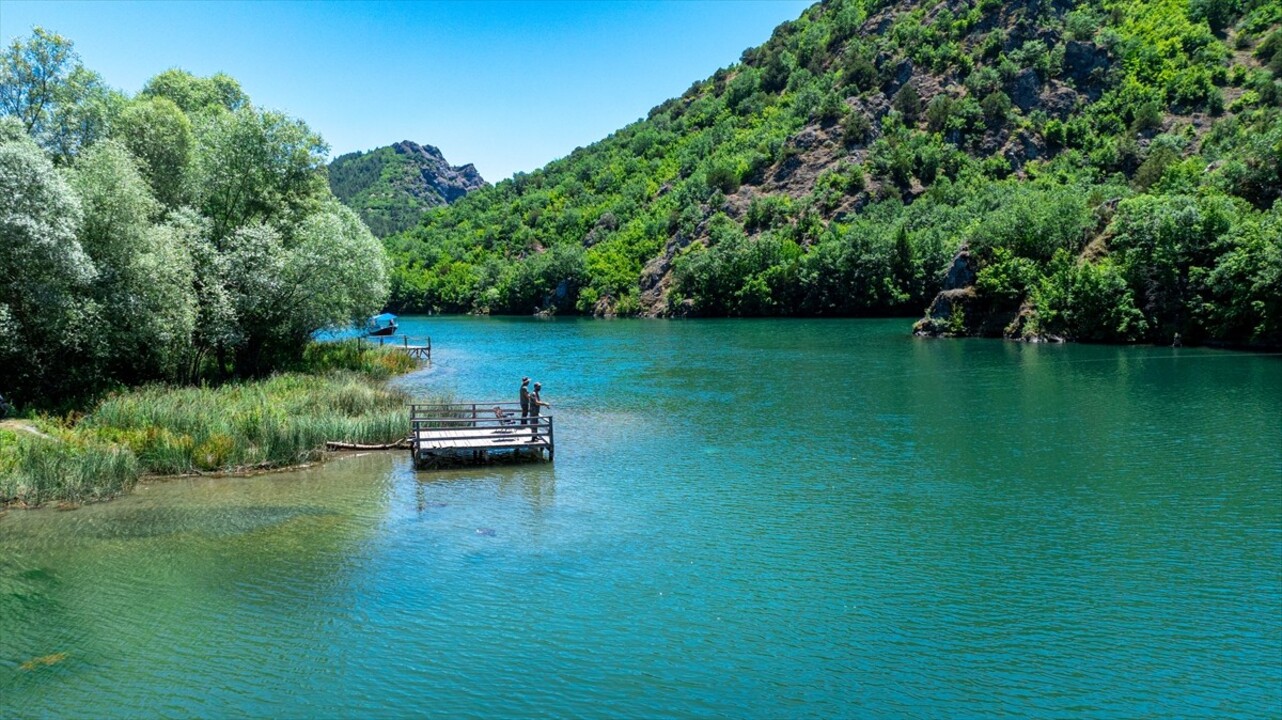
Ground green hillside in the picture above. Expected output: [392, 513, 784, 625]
[329, 140, 484, 237]
[385, 0, 1281, 347]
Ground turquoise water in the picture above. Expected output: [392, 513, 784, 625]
[3, 317, 1280, 718]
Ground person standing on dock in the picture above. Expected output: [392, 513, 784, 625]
[519, 377, 531, 428]
[528, 382, 550, 441]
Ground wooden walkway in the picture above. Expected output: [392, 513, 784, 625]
[360, 334, 431, 360]
[410, 402, 553, 469]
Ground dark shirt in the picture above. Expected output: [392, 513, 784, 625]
[520, 385, 529, 410]
[529, 390, 543, 416]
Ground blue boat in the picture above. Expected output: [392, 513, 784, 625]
[365, 313, 398, 336]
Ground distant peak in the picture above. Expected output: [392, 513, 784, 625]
[392, 140, 444, 159]
[329, 140, 486, 236]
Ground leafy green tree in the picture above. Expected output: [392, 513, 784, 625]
[1107, 194, 1226, 339]
[1032, 251, 1148, 342]
[140, 68, 248, 114]
[68, 140, 197, 383]
[980, 90, 1011, 125]
[221, 223, 291, 374]
[0, 28, 122, 162]
[892, 82, 922, 123]
[1198, 208, 1282, 345]
[975, 245, 1040, 306]
[165, 208, 239, 380]
[0, 28, 75, 136]
[220, 204, 389, 374]
[190, 106, 329, 242]
[842, 109, 872, 146]
[0, 120, 98, 404]
[113, 95, 194, 207]
[925, 94, 955, 133]
[287, 202, 390, 332]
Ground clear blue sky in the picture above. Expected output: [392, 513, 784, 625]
[0, 0, 811, 181]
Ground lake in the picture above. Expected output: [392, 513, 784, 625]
[3, 317, 1280, 718]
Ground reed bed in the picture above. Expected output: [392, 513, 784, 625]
[296, 339, 419, 378]
[0, 428, 139, 506]
[1, 344, 426, 507]
[83, 372, 412, 475]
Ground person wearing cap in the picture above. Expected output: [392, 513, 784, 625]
[527, 382, 550, 441]
[519, 377, 531, 429]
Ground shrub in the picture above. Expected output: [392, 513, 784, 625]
[892, 83, 923, 123]
[1032, 251, 1148, 342]
[842, 109, 873, 146]
[981, 91, 1012, 124]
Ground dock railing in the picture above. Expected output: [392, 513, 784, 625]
[408, 402, 554, 467]
[359, 334, 431, 360]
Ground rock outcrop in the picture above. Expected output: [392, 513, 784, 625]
[328, 141, 486, 237]
[914, 245, 978, 337]
[388, 141, 486, 204]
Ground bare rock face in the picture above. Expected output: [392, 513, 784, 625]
[1003, 129, 1045, 169]
[1041, 84, 1078, 118]
[942, 244, 977, 290]
[913, 287, 976, 336]
[1063, 41, 1109, 86]
[1009, 68, 1043, 112]
[883, 57, 915, 95]
[915, 246, 979, 336]
[638, 232, 697, 316]
[389, 140, 487, 203]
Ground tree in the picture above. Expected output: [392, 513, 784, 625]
[68, 140, 197, 383]
[0, 120, 99, 403]
[140, 68, 248, 114]
[190, 107, 329, 242]
[892, 82, 922, 124]
[221, 223, 291, 374]
[221, 204, 389, 375]
[0, 28, 121, 162]
[165, 208, 239, 380]
[0, 28, 75, 135]
[1033, 252, 1148, 342]
[113, 95, 194, 207]
[286, 202, 390, 333]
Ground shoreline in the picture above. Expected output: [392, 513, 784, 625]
[1, 449, 408, 512]
[0, 342, 427, 510]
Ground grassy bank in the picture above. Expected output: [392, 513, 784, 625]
[0, 342, 423, 507]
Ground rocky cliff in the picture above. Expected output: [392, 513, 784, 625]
[329, 141, 485, 237]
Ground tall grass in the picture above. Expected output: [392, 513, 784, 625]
[1, 342, 427, 507]
[0, 428, 139, 506]
[295, 340, 419, 378]
[83, 372, 412, 475]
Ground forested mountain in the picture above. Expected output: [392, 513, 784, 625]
[329, 141, 485, 237]
[0, 32, 389, 406]
[385, 0, 1282, 348]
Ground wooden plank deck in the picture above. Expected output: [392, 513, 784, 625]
[412, 426, 550, 451]
[409, 402, 553, 469]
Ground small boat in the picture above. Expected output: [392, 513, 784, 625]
[365, 313, 398, 336]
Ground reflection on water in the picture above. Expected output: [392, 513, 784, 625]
[2, 318, 1280, 719]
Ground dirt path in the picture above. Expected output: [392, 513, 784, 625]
[0, 420, 54, 441]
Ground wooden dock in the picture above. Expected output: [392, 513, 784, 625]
[360, 334, 431, 360]
[409, 402, 554, 470]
